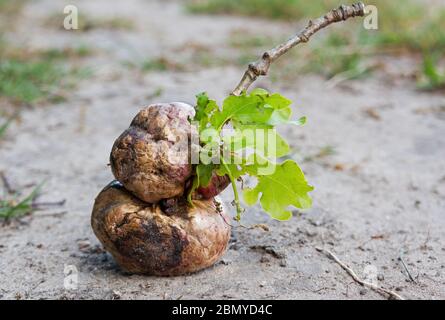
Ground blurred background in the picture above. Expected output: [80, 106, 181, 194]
[0, 0, 444, 299]
[1, 0, 444, 113]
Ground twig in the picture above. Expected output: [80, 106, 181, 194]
[0, 171, 15, 194]
[356, 234, 386, 251]
[316, 247, 405, 300]
[232, 2, 366, 95]
[398, 249, 416, 283]
[218, 211, 269, 231]
[32, 199, 66, 209]
[34, 211, 68, 218]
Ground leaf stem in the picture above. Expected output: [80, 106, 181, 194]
[221, 158, 243, 221]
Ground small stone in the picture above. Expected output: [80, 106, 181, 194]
[414, 200, 421, 208]
[305, 229, 318, 237]
[111, 290, 121, 300]
[77, 240, 91, 252]
[377, 274, 384, 281]
[359, 289, 368, 295]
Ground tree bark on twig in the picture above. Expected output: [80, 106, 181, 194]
[316, 247, 405, 300]
[231, 2, 366, 96]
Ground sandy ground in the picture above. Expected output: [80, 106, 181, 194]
[0, 0, 444, 300]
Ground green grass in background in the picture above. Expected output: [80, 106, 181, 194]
[418, 54, 445, 90]
[0, 112, 19, 141]
[229, 32, 275, 49]
[123, 57, 184, 72]
[0, 0, 26, 15]
[0, 53, 92, 105]
[43, 12, 135, 32]
[0, 0, 94, 106]
[187, 0, 327, 20]
[82, 16, 135, 31]
[141, 57, 181, 72]
[0, 59, 66, 104]
[0, 35, 93, 105]
[0, 184, 42, 220]
[39, 46, 93, 60]
[0, 119, 11, 138]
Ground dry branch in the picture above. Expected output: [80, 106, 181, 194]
[0, 171, 15, 194]
[399, 249, 416, 283]
[232, 2, 366, 96]
[316, 247, 405, 300]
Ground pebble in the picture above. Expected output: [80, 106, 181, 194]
[77, 240, 91, 252]
[111, 290, 121, 300]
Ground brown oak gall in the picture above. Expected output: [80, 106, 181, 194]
[110, 102, 197, 203]
[91, 181, 231, 276]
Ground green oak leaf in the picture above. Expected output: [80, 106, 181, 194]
[195, 92, 209, 121]
[222, 127, 289, 158]
[192, 89, 313, 221]
[291, 116, 307, 126]
[263, 93, 292, 125]
[249, 88, 269, 96]
[243, 160, 313, 221]
[194, 92, 219, 133]
[210, 94, 268, 130]
[210, 89, 301, 130]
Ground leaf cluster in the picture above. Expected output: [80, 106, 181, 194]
[190, 89, 312, 221]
